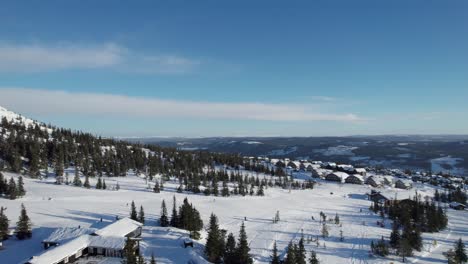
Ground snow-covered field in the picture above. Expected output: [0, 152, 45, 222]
[0, 171, 466, 264]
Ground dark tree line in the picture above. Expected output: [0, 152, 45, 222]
[160, 196, 203, 239]
[1, 117, 319, 200]
[270, 236, 319, 264]
[0, 117, 248, 180]
[0, 173, 26, 199]
[370, 192, 449, 262]
[434, 188, 467, 205]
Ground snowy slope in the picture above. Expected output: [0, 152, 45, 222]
[0, 171, 466, 264]
[0, 106, 52, 134]
[0, 106, 37, 127]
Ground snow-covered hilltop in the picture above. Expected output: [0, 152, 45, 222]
[0, 106, 37, 127]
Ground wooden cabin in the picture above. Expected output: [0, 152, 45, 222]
[345, 174, 364, 184]
[325, 172, 349, 183]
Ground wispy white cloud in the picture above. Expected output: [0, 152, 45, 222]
[0, 42, 199, 74]
[308, 96, 337, 102]
[0, 88, 364, 122]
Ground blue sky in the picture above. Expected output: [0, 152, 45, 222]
[0, 0, 467, 137]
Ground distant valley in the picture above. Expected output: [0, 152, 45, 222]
[128, 135, 468, 176]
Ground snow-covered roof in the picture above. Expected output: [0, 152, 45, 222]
[366, 176, 385, 184]
[28, 235, 126, 264]
[93, 217, 142, 237]
[328, 171, 350, 181]
[337, 164, 354, 170]
[28, 235, 90, 264]
[350, 174, 364, 182]
[88, 236, 126, 250]
[395, 179, 412, 186]
[42, 227, 96, 244]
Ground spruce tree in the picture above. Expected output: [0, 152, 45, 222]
[160, 200, 169, 227]
[138, 205, 145, 224]
[16, 203, 32, 240]
[399, 238, 413, 262]
[235, 222, 253, 264]
[270, 241, 280, 264]
[321, 223, 329, 238]
[17, 176, 26, 197]
[73, 169, 82, 187]
[309, 250, 319, 264]
[102, 179, 107, 190]
[130, 201, 138, 221]
[257, 184, 264, 196]
[0, 207, 9, 240]
[170, 196, 179, 227]
[8, 177, 17, 200]
[153, 181, 160, 193]
[122, 238, 138, 264]
[224, 232, 237, 264]
[334, 213, 340, 224]
[222, 181, 230, 197]
[96, 177, 102, 189]
[205, 213, 223, 263]
[83, 175, 90, 188]
[0, 172, 6, 195]
[453, 238, 467, 264]
[284, 241, 297, 264]
[390, 221, 401, 248]
[298, 235, 307, 264]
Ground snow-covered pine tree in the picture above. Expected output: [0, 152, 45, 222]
[96, 177, 102, 189]
[160, 200, 169, 227]
[0, 206, 9, 240]
[8, 177, 17, 200]
[138, 205, 145, 224]
[309, 250, 319, 264]
[73, 168, 82, 187]
[334, 213, 340, 224]
[16, 203, 32, 240]
[257, 184, 264, 196]
[298, 235, 307, 264]
[130, 201, 138, 221]
[153, 181, 160, 193]
[452, 238, 467, 264]
[170, 196, 179, 227]
[321, 223, 329, 238]
[284, 241, 297, 264]
[122, 238, 138, 264]
[17, 176, 26, 197]
[270, 241, 280, 264]
[224, 233, 237, 264]
[235, 222, 253, 264]
[83, 175, 90, 188]
[205, 213, 224, 263]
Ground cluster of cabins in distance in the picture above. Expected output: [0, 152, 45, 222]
[25, 217, 143, 264]
[244, 156, 467, 191]
[243, 157, 414, 190]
